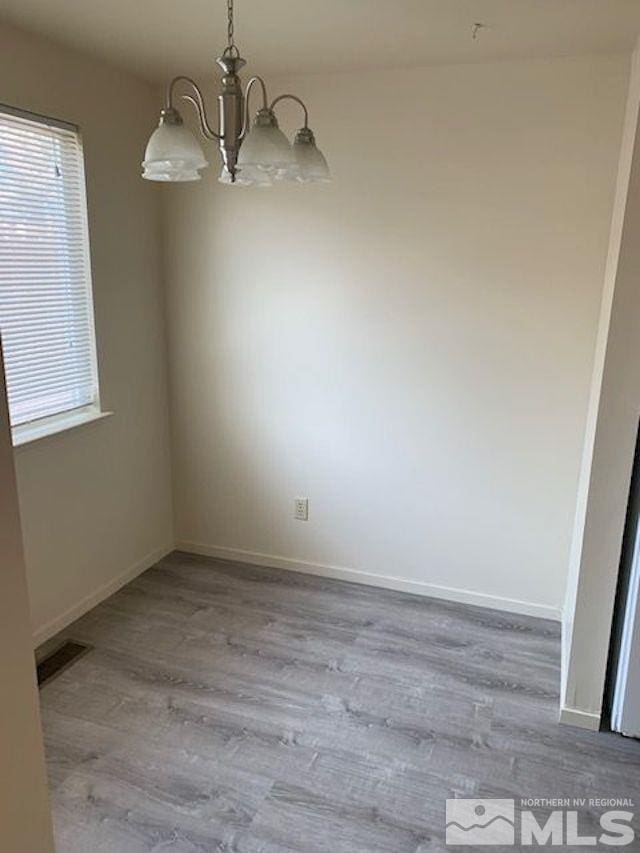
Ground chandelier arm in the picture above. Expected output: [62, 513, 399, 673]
[180, 94, 221, 141]
[240, 76, 269, 140]
[166, 75, 221, 140]
[269, 94, 309, 129]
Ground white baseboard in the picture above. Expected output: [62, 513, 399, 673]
[32, 543, 173, 648]
[32, 539, 562, 650]
[176, 541, 563, 622]
[559, 705, 601, 731]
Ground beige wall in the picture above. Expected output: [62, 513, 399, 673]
[0, 23, 174, 642]
[0, 345, 54, 852]
[562, 42, 640, 726]
[164, 55, 628, 619]
[0, 23, 632, 694]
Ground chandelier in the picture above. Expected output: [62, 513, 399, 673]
[142, 0, 330, 187]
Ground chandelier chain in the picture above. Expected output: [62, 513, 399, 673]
[227, 0, 235, 49]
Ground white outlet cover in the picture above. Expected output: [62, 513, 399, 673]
[294, 498, 309, 520]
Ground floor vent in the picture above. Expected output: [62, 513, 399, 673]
[37, 640, 92, 688]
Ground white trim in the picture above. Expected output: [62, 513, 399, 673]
[32, 543, 173, 648]
[31, 541, 563, 651]
[611, 515, 640, 734]
[559, 705, 601, 731]
[176, 541, 563, 622]
[13, 407, 113, 449]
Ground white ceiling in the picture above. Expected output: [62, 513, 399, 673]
[2, 0, 640, 83]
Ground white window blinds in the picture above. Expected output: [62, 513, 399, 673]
[0, 106, 99, 428]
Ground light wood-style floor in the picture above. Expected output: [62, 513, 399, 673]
[40, 551, 640, 852]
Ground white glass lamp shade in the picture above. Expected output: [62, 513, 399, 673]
[237, 108, 293, 177]
[142, 111, 208, 182]
[287, 127, 331, 184]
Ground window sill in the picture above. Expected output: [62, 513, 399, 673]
[12, 408, 113, 449]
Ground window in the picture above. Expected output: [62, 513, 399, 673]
[0, 105, 101, 444]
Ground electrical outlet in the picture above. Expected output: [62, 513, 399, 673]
[294, 497, 309, 521]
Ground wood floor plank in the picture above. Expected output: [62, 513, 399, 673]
[40, 552, 640, 852]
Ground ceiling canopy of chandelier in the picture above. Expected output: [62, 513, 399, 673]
[142, 0, 330, 187]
